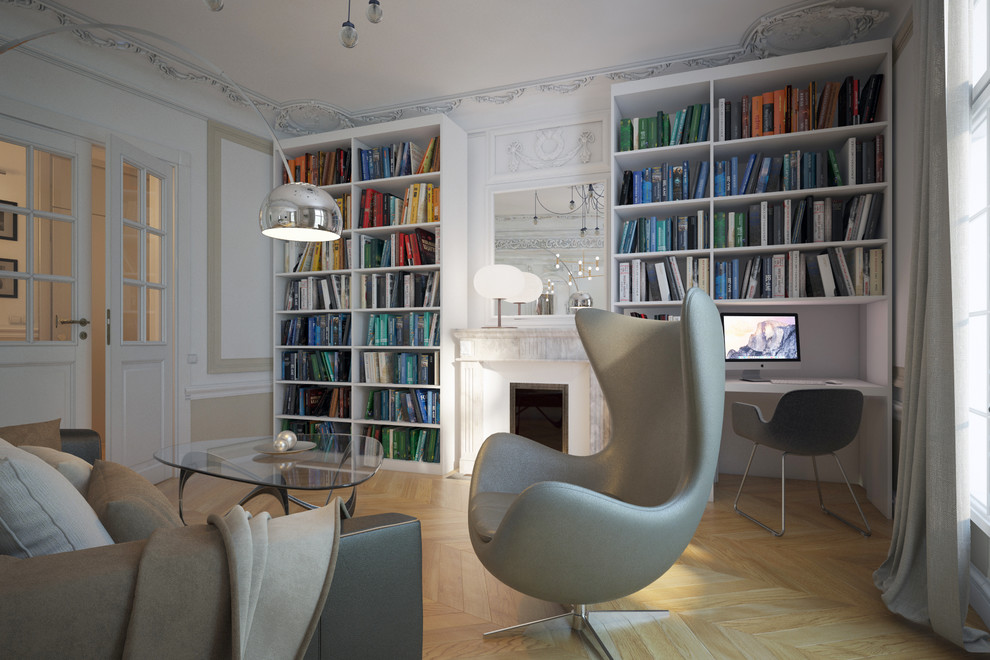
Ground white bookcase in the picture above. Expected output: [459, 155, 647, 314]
[609, 39, 894, 516]
[273, 115, 467, 476]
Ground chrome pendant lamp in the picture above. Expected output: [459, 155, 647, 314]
[1, 22, 342, 243]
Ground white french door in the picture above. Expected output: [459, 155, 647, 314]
[106, 136, 173, 482]
[0, 118, 92, 428]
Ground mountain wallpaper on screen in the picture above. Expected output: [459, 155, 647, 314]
[727, 319, 798, 360]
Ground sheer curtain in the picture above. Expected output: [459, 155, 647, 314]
[872, 0, 990, 650]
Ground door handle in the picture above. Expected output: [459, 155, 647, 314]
[56, 315, 90, 327]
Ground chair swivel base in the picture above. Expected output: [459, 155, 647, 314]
[733, 445, 871, 537]
[484, 604, 670, 659]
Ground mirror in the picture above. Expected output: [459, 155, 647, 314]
[493, 181, 608, 316]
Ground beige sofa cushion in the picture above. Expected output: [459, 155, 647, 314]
[19, 445, 92, 495]
[0, 418, 61, 451]
[0, 439, 113, 558]
[86, 460, 182, 543]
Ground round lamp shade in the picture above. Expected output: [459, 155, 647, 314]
[568, 291, 593, 313]
[260, 182, 343, 241]
[508, 272, 545, 304]
[473, 264, 524, 300]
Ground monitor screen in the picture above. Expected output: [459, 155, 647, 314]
[721, 313, 800, 364]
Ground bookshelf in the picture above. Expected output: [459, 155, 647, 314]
[273, 115, 467, 476]
[609, 39, 893, 516]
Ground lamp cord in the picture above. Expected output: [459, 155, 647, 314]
[0, 23, 295, 183]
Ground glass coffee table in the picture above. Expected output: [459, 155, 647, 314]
[154, 434, 383, 523]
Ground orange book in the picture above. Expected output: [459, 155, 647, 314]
[751, 95, 763, 137]
[773, 88, 786, 135]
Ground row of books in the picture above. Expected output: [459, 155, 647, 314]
[281, 384, 351, 418]
[283, 273, 351, 311]
[358, 139, 429, 180]
[617, 103, 711, 151]
[361, 271, 440, 311]
[618, 161, 707, 205]
[716, 192, 883, 249]
[280, 420, 349, 435]
[365, 312, 440, 347]
[283, 148, 352, 185]
[716, 74, 884, 141]
[713, 246, 883, 299]
[617, 212, 709, 254]
[280, 350, 351, 382]
[357, 183, 439, 228]
[618, 256, 710, 303]
[280, 313, 351, 347]
[285, 237, 351, 273]
[365, 388, 439, 425]
[360, 228, 436, 268]
[362, 351, 437, 385]
[365, 424, 440, 463]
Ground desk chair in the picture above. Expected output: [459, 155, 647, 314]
[467, 288, 725, 659]
[731, 388, 871, 537]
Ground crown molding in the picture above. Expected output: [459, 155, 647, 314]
[2, 0, 889, 137]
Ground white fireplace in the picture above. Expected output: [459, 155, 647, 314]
[452, 327, 606, 475]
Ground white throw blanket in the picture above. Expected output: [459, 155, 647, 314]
[123, 502, 341, 659]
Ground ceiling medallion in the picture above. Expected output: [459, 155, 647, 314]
[745, 2, 888, 57]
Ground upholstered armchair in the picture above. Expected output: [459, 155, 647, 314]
[468, 288, 725, 657]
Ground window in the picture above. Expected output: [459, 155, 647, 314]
[967, 0, 990, 530]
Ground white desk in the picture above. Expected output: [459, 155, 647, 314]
[725, 378, 887, 396]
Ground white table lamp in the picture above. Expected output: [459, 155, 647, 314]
[474, 264, 524, 328]
[508, 272, 545, 315]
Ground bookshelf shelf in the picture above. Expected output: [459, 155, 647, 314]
[609, 39, 893, 517]
[273, 115, 467, 475]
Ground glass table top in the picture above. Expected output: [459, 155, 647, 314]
[154, 434, 384, 491]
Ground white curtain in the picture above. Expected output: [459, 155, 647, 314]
[873, 1, 990, 651]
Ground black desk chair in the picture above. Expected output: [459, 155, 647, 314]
[731, 388, 871, 537]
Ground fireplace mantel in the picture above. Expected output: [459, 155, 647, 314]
[452, 328, 606, 474]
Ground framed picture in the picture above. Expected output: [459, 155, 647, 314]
[0, 201, 17, 242]
[0, 258, 17, 299]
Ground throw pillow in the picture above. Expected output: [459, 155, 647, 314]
[0, 418, 62, 451]
[19, 445, 93, 495]
[86, 460, 182, 543]
[0, 439, 113, 558]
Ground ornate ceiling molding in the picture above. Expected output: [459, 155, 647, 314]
[3, 0, 888, 136]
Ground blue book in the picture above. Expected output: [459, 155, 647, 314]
[755, 157, 773, 194]
[714, 161, 726, 198]
[730, 156, 740, 196]
[698, 103, 710, 141]
[731, 258, 741, 299]
[715, 262, 727, 299]
[738, 154, 757, 195]
[632, 170, 643, 204]
[682, 161, 690, 200]
[693, 160, 710, 199]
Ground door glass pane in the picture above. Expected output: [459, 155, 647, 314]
[122, 162, 140, 223]
[34, 280, 72, 342]
[33, 217, 73, 277]
[122, 283, 141, 342]
[122, 224, 141, 280]
[146, 233, 161, 284]
[0, 269, 25, 340]
[34, 150, 73, 215]
[147, 174, 162, 230]
[0, 140, 28, 208]
[0, 222, 25, 271]
[146, 287, 162, 342]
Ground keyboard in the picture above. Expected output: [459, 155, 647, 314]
[769, 378, 837, 385]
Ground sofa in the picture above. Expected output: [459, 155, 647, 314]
[0, 425, 423, 659]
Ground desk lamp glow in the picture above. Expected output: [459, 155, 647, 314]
[474, 264, 524, 328]
[0, 23, 342, 243]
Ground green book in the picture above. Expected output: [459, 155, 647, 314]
[618, 118, 633, 152]
[827, 148, 843, 186]
[661, 113, 671, 146]
[714, 211, 727, 249]
[689, 103, 703, 143]
[734, 211, 747, 247]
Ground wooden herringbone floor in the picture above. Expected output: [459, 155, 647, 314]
[157, 470, 984, 658]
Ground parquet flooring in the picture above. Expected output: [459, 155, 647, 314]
[157, 470, 985, 658]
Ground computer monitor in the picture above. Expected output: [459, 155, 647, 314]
[721, 312, 800, 382]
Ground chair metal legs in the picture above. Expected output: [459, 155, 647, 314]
[484, 604, 670, 659]
[734, 444, 871, 537]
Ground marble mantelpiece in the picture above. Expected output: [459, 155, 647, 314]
[452, 327, 606, 474]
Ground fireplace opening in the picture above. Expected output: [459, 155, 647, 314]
[510, 383, 568, 453]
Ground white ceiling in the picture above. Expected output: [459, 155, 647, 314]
[1, 0, 909, 134]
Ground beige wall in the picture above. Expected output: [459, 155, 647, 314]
[189, 392, 272, 442]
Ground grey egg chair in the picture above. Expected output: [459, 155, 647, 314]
[731, 388, 871, 537]
[467, 288, 725, 658]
